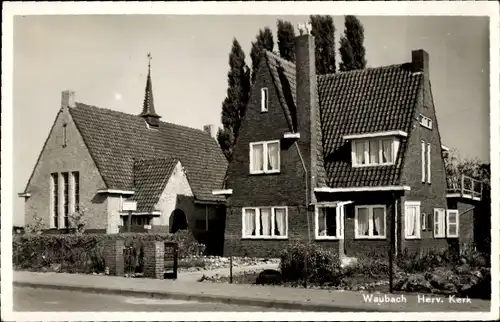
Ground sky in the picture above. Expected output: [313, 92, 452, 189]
[12, 15, 489, 225]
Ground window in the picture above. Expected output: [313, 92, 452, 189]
[427, 143, 431, 184]
[427, 213, 433, 230]
[72, 171, 80, 212]
[355, 205, 386, 239]
[434, 208, 446, 238]
[249, 140, 280, 174]
[351, 137, 398, 167]
[62, 172, 69, 228]
[446, 209, 459, 238]
[62, 124, 67, 148]
[422, 213, 426, 230]
[421, 140, 426, 182]
[242, 207, 287, 238]
[261, 88, 268, 112]
[419, 114, 433, 130]
[50, 173, 59, 229]
[315, 205, 344, 239]
[405, 201, 421, 239]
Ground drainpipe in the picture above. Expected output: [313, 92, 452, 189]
[205, 205, 209, 231]
[294, 141, 311, 288]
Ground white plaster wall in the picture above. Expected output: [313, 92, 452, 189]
[154, 161, 195, 229]
[106, 195, 122, 234]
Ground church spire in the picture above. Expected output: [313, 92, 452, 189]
[140, 52, 161, 128]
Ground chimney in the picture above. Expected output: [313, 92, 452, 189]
[412, 49, 431, 108]
[411, 49, 429, 77]
[61, 90, 76, 109]
[203, 124, 217, 139]
[294, 23, 318, 204]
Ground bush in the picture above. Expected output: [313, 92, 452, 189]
[279, 241, 341, 285]
[13, 231, 205, 274]
[342, 257, 389, 278]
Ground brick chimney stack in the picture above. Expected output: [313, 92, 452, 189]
[412, 49, 431, 108]
[61, 90, 76, 109]
[203, 124, 217, 139]
[295, 23, 318, 204]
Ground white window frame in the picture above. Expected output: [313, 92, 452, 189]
[404, 201, 421, 239]
[434, 208, 446, 238]
[314, 204, 345, 240]
[446, 209, 459, 238]
[427, 142, 431, 184]
[421, 213, 427, 231]
[351, 137, 399, 167]
[419, 114, 433, 130]
[241, 206, 288, 239]
[421, 140, 426, 183]
[261, 88, 268, 112]
[354, 205, 387, 239]
[249, 140, 280, 174]
[49, 173, 58, 229]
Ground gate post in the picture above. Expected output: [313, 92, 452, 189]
[104, 239, 124, 276]
[143, 241, 165, 279]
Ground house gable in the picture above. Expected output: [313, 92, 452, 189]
[226, 53, 307, 207]
[22, 103, 108, 229]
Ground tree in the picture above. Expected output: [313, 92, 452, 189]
[217, 39, 251, 161]
[69, 207, 88, 235]
[277, 20, 296, 62]
[250, 27, 274, 83]
[339, 15, 367, 71]
[310, 15, 336, 75]
[25, 212, 44, 235]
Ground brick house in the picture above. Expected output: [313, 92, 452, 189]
[215, 30, 483, 258]
[19, 60, 227, 251]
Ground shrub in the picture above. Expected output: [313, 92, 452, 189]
[279, 241, 341, 285]
[343, 257, 389, 278]
[13, 231, 205, 274]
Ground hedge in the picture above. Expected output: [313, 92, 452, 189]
[279, 241, 341, 285]
[13, 231, 205, 274]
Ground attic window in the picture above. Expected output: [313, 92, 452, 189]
[261, 88, 268, 112]
[351, 137, 400, 167]
[419, 114, 433, 130]
[62, 124, 67, 148]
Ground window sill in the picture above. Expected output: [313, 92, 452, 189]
[315, 236, 343, 241]
[354, 236, 386, 240]
[352, 163, 395, 168]
[405, 236, 421, 240]
[434, 236, 447, 239]
[249, 170, 281, 175]
[241, 236, 288, 240]
[261, 110, 268, 113]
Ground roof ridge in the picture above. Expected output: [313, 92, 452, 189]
[74, 102, 211, 136]
[318, 63, 409, 79]
[265, 50, 296, 70]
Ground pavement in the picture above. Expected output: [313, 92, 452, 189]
[14, 286, 295, 312]
[13, 270, 491, 312]
[176, 262, 279, 282]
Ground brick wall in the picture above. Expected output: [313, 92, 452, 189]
[400, 52, 450, 254]
[143, 241, 164, 279]
[104, 239, 124, 276]
[24, 104, 108, 230]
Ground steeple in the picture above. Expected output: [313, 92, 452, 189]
[140, 53, 161, 128]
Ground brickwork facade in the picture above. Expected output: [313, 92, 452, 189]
[143, 241, 165, 279]
[104, 239, 124, 276]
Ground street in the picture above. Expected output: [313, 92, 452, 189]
[13, 287, 295, 312]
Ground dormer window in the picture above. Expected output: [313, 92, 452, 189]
[345, 131, 406, 167]
[261, 88, 268, 112]
[419, 114, 432, 130]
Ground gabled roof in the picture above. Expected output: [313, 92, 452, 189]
[263, 49, 423, 188]
[69, 103, 227, 202]
[318, 64, 421, 188]
[130, 157, 178, 212]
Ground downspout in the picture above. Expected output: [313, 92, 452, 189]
[294, 141, 311, 289]
[205, 205, 209, 231]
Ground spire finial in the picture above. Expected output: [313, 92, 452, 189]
[147, 52, 152, 71]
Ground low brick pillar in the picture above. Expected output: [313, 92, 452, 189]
[104, 239, 124, 276]
[143, 241, 165, 279]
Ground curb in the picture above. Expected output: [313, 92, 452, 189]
[13, 281, 382, 312]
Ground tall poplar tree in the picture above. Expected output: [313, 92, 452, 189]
[339, 15, 367, 71]
[277, 20, 296, 62]
[250, 27, 274, 83]
[217, 38, 251, 161]
[310, 15, 336, 75]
